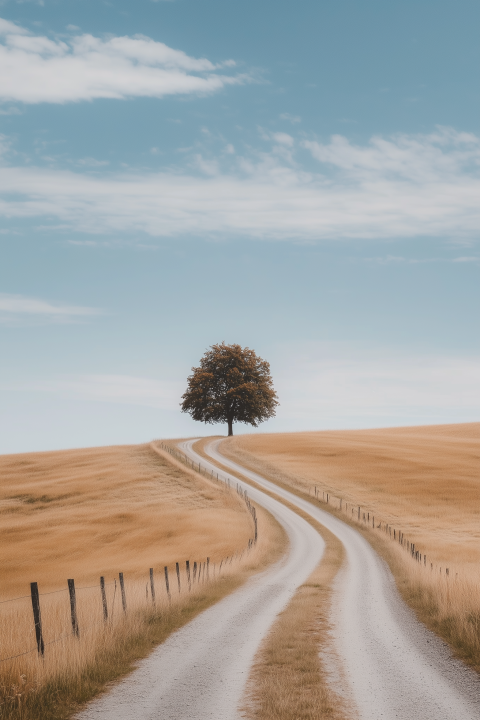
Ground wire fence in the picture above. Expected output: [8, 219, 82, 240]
[310, 484, 455, 576]
[0, 449, 258, 666]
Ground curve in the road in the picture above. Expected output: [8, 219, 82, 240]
[209, 438, 480, 720]
[75, 438, 326, 720]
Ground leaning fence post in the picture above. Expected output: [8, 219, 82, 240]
[149, 568, 156, 606]
[100, 576, 108, 621]
[30, 582, 45, 656]
[67, 579, 79, 637]
[176, 562, 181, 592]
[119, 572, 127, 613]
[164, 566, 171, 598]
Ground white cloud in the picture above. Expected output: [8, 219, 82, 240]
[0, 18, 246, 103]
[272, 132, 294, 147]
[303, 127, 480, 182]
[0, 19, 28, 36]
[0, 293, 102, 323]
[0, 127, 479, 241]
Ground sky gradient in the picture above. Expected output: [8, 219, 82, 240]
[1, 0, 479, 453]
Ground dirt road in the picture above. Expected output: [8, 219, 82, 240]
[75, 438, 325, 720]
[76, 437, 480, 720]
[208, 438, 480, 720]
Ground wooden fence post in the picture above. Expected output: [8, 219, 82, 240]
[358, 506, 360, 520]
[30, 582, 45, 656]
[119, 572, 127, 613]
[149, 568, 156, 606]
[207, 557, 210, 580]
[67, 579, 79, 637]
[186, 560, 191, 590]
[164, 566, 170, 598]
[193, 561, 197, 583]
[176, 562, 181, 592]
[100, 577, 108, 621]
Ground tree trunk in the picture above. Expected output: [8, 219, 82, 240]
[227, 418, 233, 436]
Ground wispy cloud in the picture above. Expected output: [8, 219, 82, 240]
[0, 127, 478, 241]
[272, 343, 480, 430]
[279, 113, 301, 124]
[37, 374, 182, 409]
[0, 18, 246, 103]
[364, 255, 480, 265]
[0, 293, 103, 324]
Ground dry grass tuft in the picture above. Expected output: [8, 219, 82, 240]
[225, 424, 480, 673]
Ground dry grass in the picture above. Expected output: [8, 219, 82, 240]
[0, 441, 251, 598]
[224, 424, 480, 672]
[242, 522, 350, 720]
[0, 440, 285, 720]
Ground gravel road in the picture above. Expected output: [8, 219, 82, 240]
[75, 438, 325, 720]
[209, 438, 480, 720]
[76, 437, 480, 720]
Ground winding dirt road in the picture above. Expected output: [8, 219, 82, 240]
[77, 437, 480, 720]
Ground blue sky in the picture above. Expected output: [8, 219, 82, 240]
[0, 0, 479, 453]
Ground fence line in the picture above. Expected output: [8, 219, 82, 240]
[311, 484, 457, 578]
[159, 442, 258, 540]
[0, 449, 259, 665]
[162, 441, 456, 580]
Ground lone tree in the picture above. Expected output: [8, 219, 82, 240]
[181, 342, 279, 436]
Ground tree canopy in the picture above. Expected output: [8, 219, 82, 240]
[180, 342, 279, 436]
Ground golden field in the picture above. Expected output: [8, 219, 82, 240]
[226, 423, 480, 575]
[0, 441, 252, 598]
[0, 441, 283, 720]
[224, 423, 480, 670]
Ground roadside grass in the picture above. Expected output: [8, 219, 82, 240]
[223, 424, 480, 674]
[193, 438, 352, 720]
[0, 441, 286, 720]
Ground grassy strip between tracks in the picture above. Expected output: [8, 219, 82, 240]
[0, 445, 286, 720]
[219, 437, 480, 677]
[193, 438, 353, 720]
